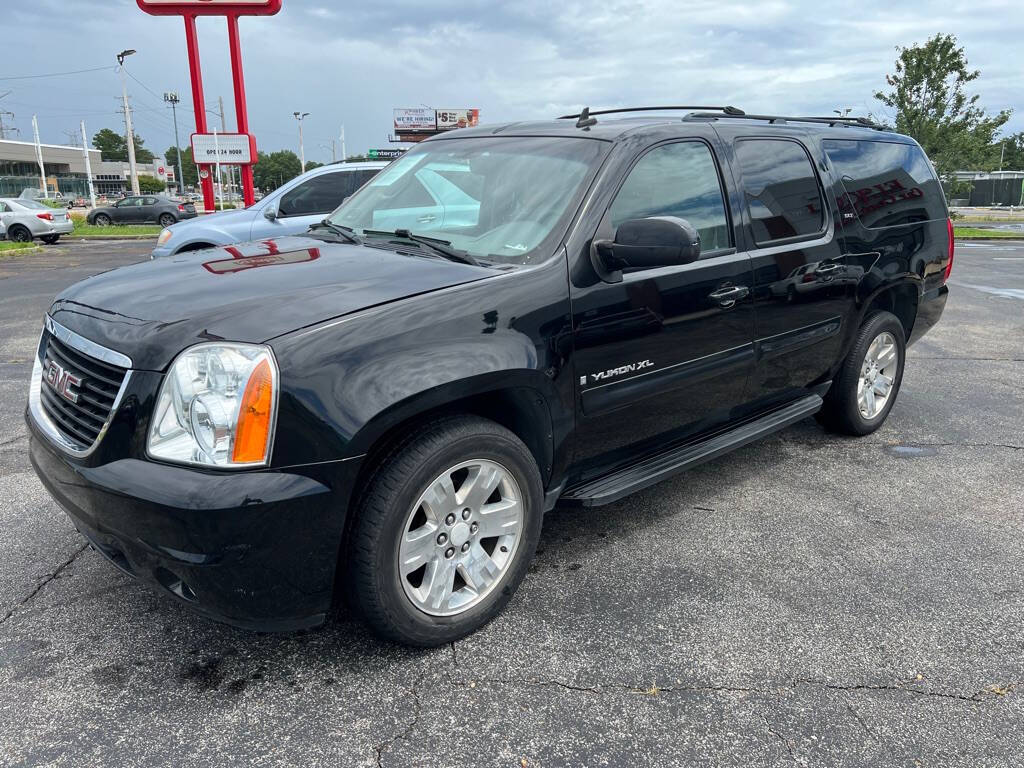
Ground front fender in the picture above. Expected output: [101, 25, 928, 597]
[269, 257, 574, 471]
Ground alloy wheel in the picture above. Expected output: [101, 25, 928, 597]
[857, 331, 898, 419]
[397, 459, 524, 617]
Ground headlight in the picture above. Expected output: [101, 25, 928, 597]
[147, 343, 278, 467]
[157, 228, 173, 246]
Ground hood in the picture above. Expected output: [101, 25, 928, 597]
[49, 235, 495, 370]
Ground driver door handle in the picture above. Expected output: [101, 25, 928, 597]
[708, 285, 750, 307]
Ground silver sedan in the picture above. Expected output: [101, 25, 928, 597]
[0, 198, 75, 244]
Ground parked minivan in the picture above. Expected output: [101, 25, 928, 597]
[28, 107, 950, 645]
[150, 161, 387, 257]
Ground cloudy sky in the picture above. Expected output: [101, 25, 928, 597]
[3, 0, 1022, 163]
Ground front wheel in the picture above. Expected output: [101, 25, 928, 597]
[93, 213, 111, 226]
[817, 310, 906, 435]
[347, 415, 543, 646]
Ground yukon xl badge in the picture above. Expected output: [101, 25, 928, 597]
[45, 360, 82, 404]
[584, 359, 654, 385]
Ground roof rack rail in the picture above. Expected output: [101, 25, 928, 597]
[687, 112, 888, 131]
[558, 105, 745, 125]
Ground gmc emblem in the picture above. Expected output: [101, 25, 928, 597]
[45, 360, 82, 404]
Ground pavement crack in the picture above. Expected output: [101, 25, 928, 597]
[795, 678, 993, 704]
[373, 673, 422, 768]
[846, 702, 879, 742]
[761, 714, 797, 762]
[0, 433, 28, 447]
[0, 542, 88, 628]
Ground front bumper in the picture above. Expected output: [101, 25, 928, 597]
[28, 417, 356, 631]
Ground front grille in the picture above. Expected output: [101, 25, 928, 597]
[38, 330, 128, 450]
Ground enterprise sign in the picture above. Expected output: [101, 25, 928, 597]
[190, 133, 255, 165]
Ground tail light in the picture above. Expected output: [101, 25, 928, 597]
[178, 204, 185, 211]
[944, 217, 955, 283]
[36, 212, 53, 221]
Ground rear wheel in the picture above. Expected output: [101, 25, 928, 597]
[41, 235, 60, 244]
[347, 415, 543, 646]
[93, 213, 111, 226]
[817, 310, 906, 435]
[7, 225, 32, 243]
[158, 213, 176, 227]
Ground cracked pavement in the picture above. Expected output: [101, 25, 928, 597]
[1, 239, 1023, 766]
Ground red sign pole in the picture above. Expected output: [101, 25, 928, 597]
[183, 14, 215, 212]
[226, 15, 255, 207]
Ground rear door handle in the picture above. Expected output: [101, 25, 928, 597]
[708, 285, 750, 307]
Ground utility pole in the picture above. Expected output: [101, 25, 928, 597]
[32, 115, 46, 195]
[117, 49, 140, 196]
[164, 91, 186, 195]
[213, 127, 224, 210]
[62, 129, 80, 147]
[293, 111, 309, 172]
[81, 121, 97, 209]
[0, 91, 16, 140]
[217, 95, 234, 199]
[0, 111, 15, 140]
[340, 123, 346, 162]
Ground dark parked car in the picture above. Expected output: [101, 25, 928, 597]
[86, 195, 197, 227]
[27, 107, 951, 646]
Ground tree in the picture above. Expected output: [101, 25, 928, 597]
[994, 132, 1024, 171]
[251, 149, 302, 192]
[137, 175, 166, 194]
[165, 146, 198, 187]
[875, 34, 1011, 178]
[91, 127, 155, 163]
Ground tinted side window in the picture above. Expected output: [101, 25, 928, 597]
[143, 197, 158, 205]
[735, 139, 824, 245]
[823, 139, 945, 228]
[609, 142, 730, 252]
[279, 172, 356, 217]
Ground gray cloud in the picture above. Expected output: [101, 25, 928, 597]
[3, 0, 1021, 164]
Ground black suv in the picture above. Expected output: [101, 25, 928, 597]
[27, 107, 951, 646]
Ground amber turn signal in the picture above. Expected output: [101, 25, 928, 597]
[232, 357, 275, 463]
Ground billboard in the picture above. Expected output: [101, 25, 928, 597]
[137, 0, 282, 15]
[435, 109, 480, 131]
[394, 108, 436, 133]
[191, 133, 256, 164]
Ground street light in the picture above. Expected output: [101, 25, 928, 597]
[833, 108, 852, 117]
[164, 91, 186, 195]
[116, 49, 140, 196]
[293, 111, 309, 172]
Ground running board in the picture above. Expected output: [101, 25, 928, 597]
[559, 394, 822, 508]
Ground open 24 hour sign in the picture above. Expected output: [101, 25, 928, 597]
[191, 133, 256, 165]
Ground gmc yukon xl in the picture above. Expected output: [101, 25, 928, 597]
[27, 107, 950, 646]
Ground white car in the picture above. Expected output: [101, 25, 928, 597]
[0, 198, 75, 244]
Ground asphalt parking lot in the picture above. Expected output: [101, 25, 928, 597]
[1, 239, 1023, 767]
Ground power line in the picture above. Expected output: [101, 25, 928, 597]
[0, 65, 116, 81]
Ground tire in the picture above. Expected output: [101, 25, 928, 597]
[93, 213, 111, 226]
[158, 213, 176, 227]
[347, 414, 544, 646]
[817, 310, 906, 436]
[41, 235, 60, 244]
[7, 225, 32, 243]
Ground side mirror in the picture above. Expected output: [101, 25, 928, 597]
[593, 216, 701, 275]
[263, 206, 278, 221]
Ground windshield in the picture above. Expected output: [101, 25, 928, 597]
[328, 136, 608, 265]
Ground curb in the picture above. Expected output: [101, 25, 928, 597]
[954, 236, 1024, 242]
[70, 235, 159, 241]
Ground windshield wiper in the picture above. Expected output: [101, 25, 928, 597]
[308, 219, 362, 244]
[363, 228, 480, 266]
